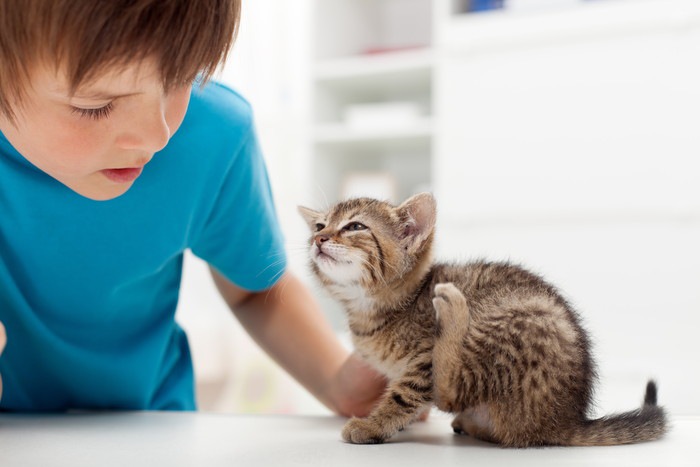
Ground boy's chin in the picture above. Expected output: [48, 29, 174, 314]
[60, 177, 134, 201]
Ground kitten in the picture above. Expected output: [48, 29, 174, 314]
[298, 193, 667, 447]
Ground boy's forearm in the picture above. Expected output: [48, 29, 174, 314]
[215, 271, 349, 414]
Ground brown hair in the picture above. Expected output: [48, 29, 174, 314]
[0, 0, 241, 121]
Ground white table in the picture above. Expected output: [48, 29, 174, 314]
[0, 412, 697, 466]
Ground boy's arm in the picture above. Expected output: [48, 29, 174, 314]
[210, 269, 387, 417]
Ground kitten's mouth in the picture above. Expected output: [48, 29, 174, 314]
[314, 248, 337, 263]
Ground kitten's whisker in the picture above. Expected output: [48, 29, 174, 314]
[315, 184, 331, 213]
[377, 256, 402, 277]
[291, 246, 312, 251]
[256, 258, 288, 278]
[363, 252, 401, 279]
[356, 255, 390, 289]
[266, 251, 292, 259]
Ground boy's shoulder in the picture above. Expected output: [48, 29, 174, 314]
[185, 81, 254, 135]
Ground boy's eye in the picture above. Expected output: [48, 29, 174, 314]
[343, 222, 367, 232]
[314, 223, 325, 232]
[71, 102, 115, 120]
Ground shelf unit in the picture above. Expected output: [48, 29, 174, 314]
[310, 0, 435, 204]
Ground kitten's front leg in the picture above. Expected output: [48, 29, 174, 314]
[342, 358, 433, 444]
[432, 282, 471, 413]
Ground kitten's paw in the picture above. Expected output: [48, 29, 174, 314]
[433, 283, 468, 328]
[342, 417, 389, 444]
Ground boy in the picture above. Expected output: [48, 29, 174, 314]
[0, 0, 385, 415]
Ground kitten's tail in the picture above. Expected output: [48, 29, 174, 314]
[567, 380, 668, 446]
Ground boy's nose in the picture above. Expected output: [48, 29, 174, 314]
[117, 107, 170, 153]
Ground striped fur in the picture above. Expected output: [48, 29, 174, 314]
[298, 193, 668, 446]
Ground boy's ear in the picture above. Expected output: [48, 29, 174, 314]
[297, 205, 323, 228]
[396, 192, 436, 254]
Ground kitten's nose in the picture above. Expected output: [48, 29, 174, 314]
[314, 234, 330, 247]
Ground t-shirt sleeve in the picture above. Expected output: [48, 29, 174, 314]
[189, 125, 286, 292]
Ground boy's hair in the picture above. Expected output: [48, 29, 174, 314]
[0, 0, 241, 121]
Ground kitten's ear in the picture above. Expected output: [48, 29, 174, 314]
[297, 205, 323, 229]
[396, 192, 436, 253]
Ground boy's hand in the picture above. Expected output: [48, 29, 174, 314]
[329, 353, 430, 421]
[0, 321, 5, 401]
[329, 353, 387, 418]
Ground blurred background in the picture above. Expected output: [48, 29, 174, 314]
[176, 0, 700, 417]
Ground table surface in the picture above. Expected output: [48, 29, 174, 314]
[0, 412, 698, 466]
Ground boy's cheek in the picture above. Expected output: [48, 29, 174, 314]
[35, 124, 106, 172]
[14, 102, 99, 153]
[18, 123, 109, 178]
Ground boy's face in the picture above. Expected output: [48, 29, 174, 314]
[0, 59, 191, 200]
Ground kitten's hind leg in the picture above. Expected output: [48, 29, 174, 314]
[432, 283, 471, 413]
[433, 283, 470, 332]
[452, 405, 497, 444]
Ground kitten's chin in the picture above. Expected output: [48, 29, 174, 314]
[314, 250, 336, 264]
[315, 258, 364, 285]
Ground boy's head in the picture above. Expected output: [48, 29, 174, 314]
[0, 0, 241, 200]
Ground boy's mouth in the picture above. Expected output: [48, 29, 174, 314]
[101, 167, 143, 183]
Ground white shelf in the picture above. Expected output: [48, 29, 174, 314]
[313, 118, 433, 145]
[440, 0, 700, 52]
[314, 48, 433, 82]
[309, 0, 434, 204]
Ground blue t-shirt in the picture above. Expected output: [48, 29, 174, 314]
[0, 82, 286, 411]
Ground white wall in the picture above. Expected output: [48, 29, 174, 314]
[433, 1, 700, 417]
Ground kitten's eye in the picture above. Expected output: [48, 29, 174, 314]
[343, 222, 367, 232]
[314, 223, 325, 232]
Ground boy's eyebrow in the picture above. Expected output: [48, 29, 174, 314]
[47, 85, 142, 100]
[71, 91, 142, 100]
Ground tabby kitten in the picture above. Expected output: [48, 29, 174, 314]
[299, 193, 667, 447]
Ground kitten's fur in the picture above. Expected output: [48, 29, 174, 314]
[299, 193, 667, 447]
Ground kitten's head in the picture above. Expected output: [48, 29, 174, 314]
[298, 193, 436, 290]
